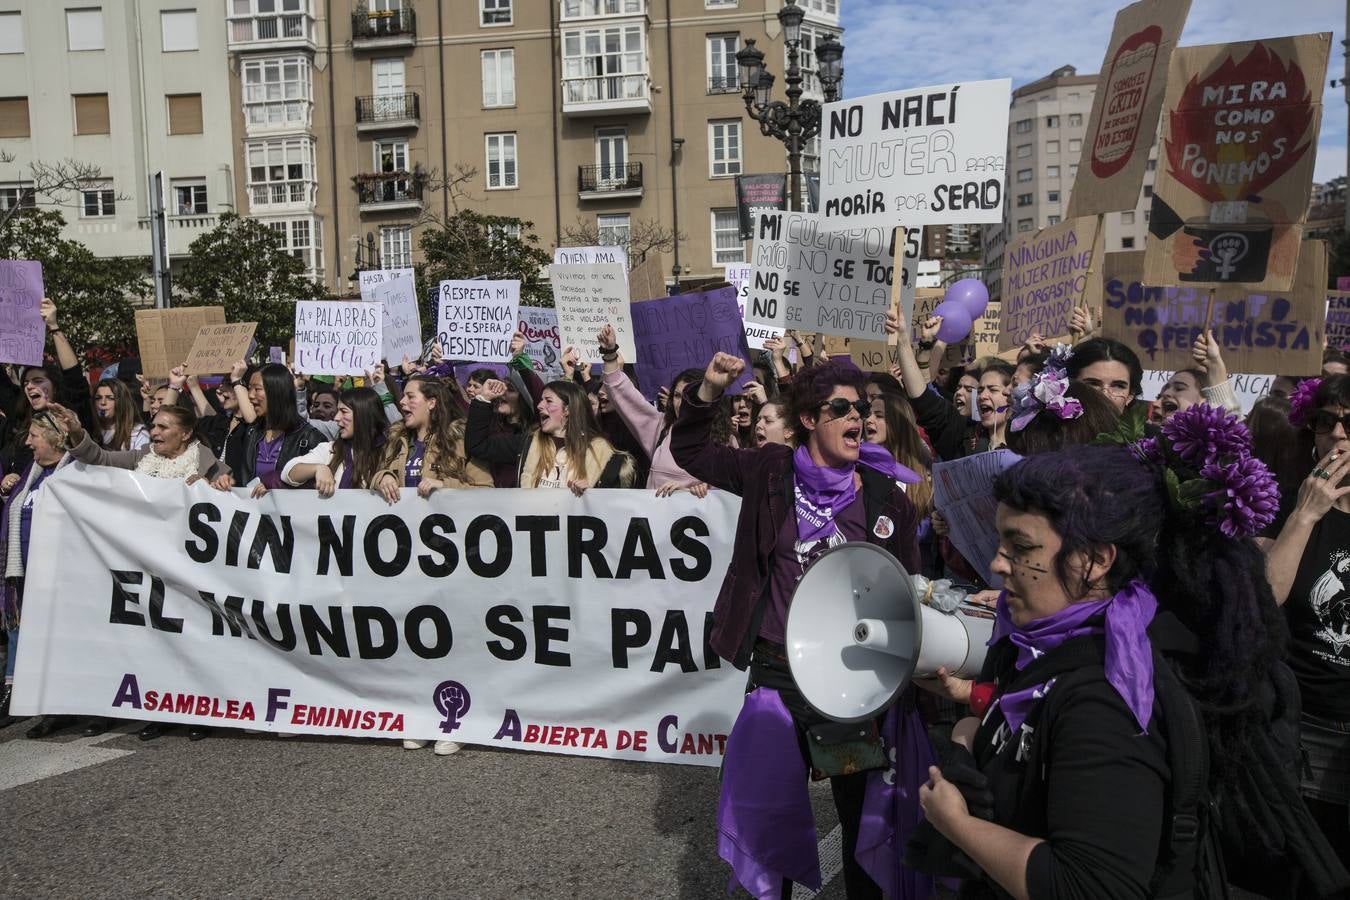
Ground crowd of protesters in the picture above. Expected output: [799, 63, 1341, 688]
[0, 293, 1347, 899]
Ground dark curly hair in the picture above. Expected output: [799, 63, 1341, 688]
[993, 444, 1288, 785]
[789, 359, 866, 431]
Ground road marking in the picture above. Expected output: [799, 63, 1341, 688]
[0, 725, 136, 792]
[792, 824, 843, 899]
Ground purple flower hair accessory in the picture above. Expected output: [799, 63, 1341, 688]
[1009, 344, 1084, 433]
[1160, 403, 1251, 467]
[1288, 377, 1322, 428]
[1199, 454, 1280, 538]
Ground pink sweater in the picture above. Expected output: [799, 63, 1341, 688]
[602, 368, 699, 490]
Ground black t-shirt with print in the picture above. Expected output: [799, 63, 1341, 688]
[1285, 506, 1350, 719]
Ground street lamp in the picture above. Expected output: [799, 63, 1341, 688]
[735, 1, 845, 212]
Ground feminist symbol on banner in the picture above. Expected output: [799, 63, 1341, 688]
[433, 680, 471, 734]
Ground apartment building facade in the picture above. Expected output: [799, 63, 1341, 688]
[225, 0, 842, 295]
[980, 65, 1156, 299]
[0, 2, 236, 263]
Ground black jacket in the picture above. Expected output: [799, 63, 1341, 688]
[230, 420, 326, 485]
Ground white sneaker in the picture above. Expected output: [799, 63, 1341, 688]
[403, 739, 429, 750]
[433, 740, 462, 756]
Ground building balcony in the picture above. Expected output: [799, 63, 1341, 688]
[356, 172, 423, 213]
[562, 75, 650, 117]
[227, 13, 316, 52]
[708, 75, 741, 95]
[351, 7, 416, 49]
[578, 163, 643, 200]
[355, 93, 420, 132]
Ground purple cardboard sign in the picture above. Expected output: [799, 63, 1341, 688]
[630, 286, 752, 402]
[0, 260, 46, 366]
[268, 345, 285, 364]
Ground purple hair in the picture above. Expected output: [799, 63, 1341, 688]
[789, 358, 866, 428]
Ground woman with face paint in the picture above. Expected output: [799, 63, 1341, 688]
[914, 442, 1348, 899]
[672, 354, 928, 899]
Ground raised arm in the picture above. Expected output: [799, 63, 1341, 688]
[669, 353, 765, 496]
[464, 383, 528, 467]
[597, 324, 663, 457]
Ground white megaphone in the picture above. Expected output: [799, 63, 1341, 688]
[785, 542, 996, 723]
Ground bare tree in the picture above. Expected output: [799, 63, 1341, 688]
[560, 217, 685, 263]
[0, 152, 129, 231]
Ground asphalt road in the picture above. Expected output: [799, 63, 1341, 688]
[1, 716, 850, 899]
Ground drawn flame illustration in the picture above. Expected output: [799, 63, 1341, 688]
[1164, 43, 1315, 203]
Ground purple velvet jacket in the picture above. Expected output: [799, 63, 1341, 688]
[670, 385, 921, 670]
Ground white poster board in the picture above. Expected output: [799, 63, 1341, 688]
[550, 263, 636, 365]
[436, 279, 521, 363]
[359, 268, 423, 365]
[293, 300, 382, 376]
[519, 306, 564, 380]
[553, 245, 630, 273]
[820, 78, 1012, 228]
[725, 263, 783, 350]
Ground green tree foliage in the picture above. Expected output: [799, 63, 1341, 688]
[417, 210, 553, 325]
[177, 212, 329, 346]
[0, 208, 149, 366]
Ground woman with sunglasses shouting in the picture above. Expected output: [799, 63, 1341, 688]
[1262, 373, 1350, 870]
[671, 352, 931, 900]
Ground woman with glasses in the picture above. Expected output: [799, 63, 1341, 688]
[672, 355, 928, 899]
[1065, 337, 1143, 415]
[1261, 373, 1350, 869]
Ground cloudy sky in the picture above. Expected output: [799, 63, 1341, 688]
[839, 0, 1347, 183]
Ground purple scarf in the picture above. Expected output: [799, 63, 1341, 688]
[793, 444, 920, 543]
[990, 580, 1158, 733]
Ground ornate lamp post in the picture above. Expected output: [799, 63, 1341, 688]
[735, 2, 844, 212]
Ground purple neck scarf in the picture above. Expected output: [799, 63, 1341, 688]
[792, 444, 919, 543]
[990, 580, 1158, 734]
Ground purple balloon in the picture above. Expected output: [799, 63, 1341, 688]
[945, 278, 990, 320]
[932, 301, 973, 344]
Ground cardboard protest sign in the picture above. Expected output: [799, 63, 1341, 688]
[627, 254, 666, 303]
[135, 307, 226, 378]
[909, 288, 945, 344]
[999, 217, 1103, 351]
[746, 210, 910, 341]
[359, 268, 422, 364]
[293, 300, 382, 376]
[1102, 241, 1327, 375]
[1327, 292, 1350, 351]
[518, 306, 563, 380]
[819, 78, 1012, 229]
[0, 260, 46, 366]
[183, 323, 257, 375]
[630, 287, 752, 403]
[553, 245, 629, 272]
[1144, 34, 1331, 292]
[968, 301, 1002, 361]
[550, 263, 636, 365]
[436, 280, 520, 363]
[932, 449, 1022, 587]
[1066, 0, 1193, 218]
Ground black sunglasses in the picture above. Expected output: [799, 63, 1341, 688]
[1309, 410, 1350, 436]
[820, 398, 870, 419]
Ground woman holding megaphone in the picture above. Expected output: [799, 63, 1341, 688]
[672, 351, 931, 899]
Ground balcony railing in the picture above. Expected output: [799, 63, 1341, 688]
[355, 93, 421, 129]
[228, 13, 315, 49]
[356, 172, 423, 209]
[578, 162, 643, 197]
[560, 0, 647, 19]
[708, 74, 740, 95]
[352, 7, 416, 43]
[562, 74, 650, 116]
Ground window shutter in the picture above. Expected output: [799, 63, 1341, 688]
[0, 97, 30, 138]
[74, 93, 110, 135]
[167, 94, 203, 135]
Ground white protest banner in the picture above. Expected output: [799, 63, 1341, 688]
[747, 211, 914, 341]
[819, 78, 1012, 229]
[554, 245, 629, 273]
[1140, 369, 1274, 414]
[360, 268, 423, 364]
[436, 280, 520, 364]
[932, 449, 1022, 587]
[15, 468, 745, 767]
[551, 263, 636, 365]
[293, 300, 382, 376]
[726, 263, 783, 350]
[519, 306, 564, 380]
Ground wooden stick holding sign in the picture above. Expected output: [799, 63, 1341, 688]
[888, 227, 905, 346]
